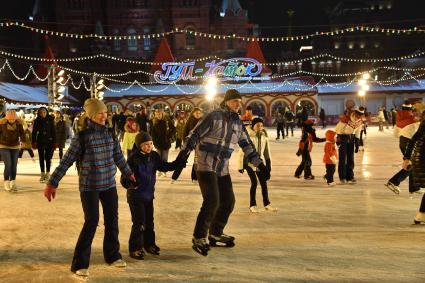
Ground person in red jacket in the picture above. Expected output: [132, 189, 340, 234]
[294, 119, 325, 180]
[323, 130, 338, 186]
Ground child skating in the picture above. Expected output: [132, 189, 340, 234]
[323, 130, 338, 186]
[121, 132, 181, 260]
[238, 117, 277, 213]
[294, 119, 325, 179]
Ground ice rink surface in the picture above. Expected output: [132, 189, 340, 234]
[1, 126, 424, 282]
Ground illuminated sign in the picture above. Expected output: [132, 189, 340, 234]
[153, 58, 270, 84]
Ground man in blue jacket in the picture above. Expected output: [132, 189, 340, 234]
[176, 89, 270, 256]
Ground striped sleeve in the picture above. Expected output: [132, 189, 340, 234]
[113, 138, 132, 177]
[48, 134, 81, 188]
[183, 113, 213, 151]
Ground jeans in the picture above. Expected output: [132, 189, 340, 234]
[127, 197, 156, 253]
[276, 123, 285, 139]
[286, 122, 294, 136]
[0, 149, 19, 180]
[294, 149, 312, 178]
[37, 143, 54, 173]
[389, 136, 418, 193]
[246, 166, 270, 207]
[71, 187, 121, 272]
[338, 135, 355, 181]
[325, 164, 336, 183]
[193, 171, 235, 238]
[19, 148, 34, 158]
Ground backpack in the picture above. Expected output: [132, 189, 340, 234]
[76, 127, 116, 175]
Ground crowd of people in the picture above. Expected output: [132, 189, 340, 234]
[2, 93, 425, 279]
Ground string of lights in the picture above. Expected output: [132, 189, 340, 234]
[2, 49, 424, 66]
[2, 59, 425, 94]
[1, 21, 424, 42]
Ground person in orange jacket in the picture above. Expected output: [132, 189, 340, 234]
[323, 130, 338, 186]
[294, 119, 325, 180]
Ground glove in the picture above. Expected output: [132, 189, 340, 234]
[266, 159, 271, 173]
[296, 149, 302, 156]
[120, 174, 137, 190]
[52, 143, 58, 151]
[354, 138, 359, 153]
[44, 184, 57, 202]
[330, 156, 337, 164]
[257, 162, 270, 181]
[129, 174, 136, 183]
[32, 143, 37, 149]
[175, 149, 190, 168]
[238, 169, 244, 174]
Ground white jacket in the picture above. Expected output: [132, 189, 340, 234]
[334, 115, 362, 138]
[239, 128, 271, 171]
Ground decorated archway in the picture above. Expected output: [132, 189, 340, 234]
[245, 99, 266, 118]
[294, 97, 318, 115]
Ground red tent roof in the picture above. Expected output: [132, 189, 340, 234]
[149, 38, 175, 75]
[245, 39, 272, 74]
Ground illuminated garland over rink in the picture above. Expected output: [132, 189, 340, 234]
[1, 21, 424, 42]
[1, 59, 425, 95]
[2, 49, 425, 65]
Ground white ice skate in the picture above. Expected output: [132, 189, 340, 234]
[3, 180, 11, 192]
[10, 180, 17, 192]
[192, 237, 210, 256]
[384, 182, 400, 195]
[250, 206, 259, 213]
[414, 212, 425, 224]
[74, 269, 89, 277]
[264, 204, 278, 212]
[110, 259, 127, 268]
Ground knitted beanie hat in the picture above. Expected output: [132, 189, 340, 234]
[83, 98, 107, 120]
[135, 131, 152, 149]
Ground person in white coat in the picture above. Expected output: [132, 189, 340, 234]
[335, 106, 364, 184]
[238, 117, 276, 213]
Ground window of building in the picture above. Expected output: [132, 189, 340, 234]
[67, 0, 84, 9]
[127, 28, 138, 51]
[334, 42, 340, 49]
[143, 27, 151, 51]
[185, 27, 196, 49]
[359, 42, 365, 49]
[128, 0, 149, 8]
[113, 29, 120, 51]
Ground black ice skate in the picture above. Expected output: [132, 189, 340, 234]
[208, 234, 235, 247]
[192, 237, 210, 256]
[145, 243, 160, 255]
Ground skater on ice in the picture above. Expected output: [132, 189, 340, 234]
[175, 89, 270, 256]
[238, 117, 277, 213]
[44, 98, 135, 278]
[121, 131, 182, 260]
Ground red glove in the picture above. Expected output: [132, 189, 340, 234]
[129, 174, 136, 183]
[44, 184, 57, 202]
[32, 143, 37, 149]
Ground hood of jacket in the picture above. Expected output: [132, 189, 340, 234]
[396, 110, 416, 128]
[325, 130, 336, 143]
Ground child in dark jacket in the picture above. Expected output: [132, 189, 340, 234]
[121, 131, 180, 260]
[294, 119, 325, 179]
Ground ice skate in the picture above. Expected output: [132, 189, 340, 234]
[327, 182, 336, 187]
[110, 259, 126, 268]
[39, 173, 46, 183]
[145, 243, 160, 255]
[384, 182, 400, 195]
[45, 173, 50, 182]
[129, 250, 145, 260]
[304, 175, 315, 180]
[74, 269, 89, 278]
[347, 178, 357, 184]
[208, 234, 235, 247]
[192, 237, 210, 256]
[250, 206, 259, 213]
[264, 204, 277, 212]
[4, 180, 11, 192]
[10, 180, 17, 192]
[339, 179, 347, 185]
[413, 212, 425, 225]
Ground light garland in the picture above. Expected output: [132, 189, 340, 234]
[1, 21, 424, 42]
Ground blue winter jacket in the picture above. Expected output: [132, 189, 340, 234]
[127, 150, 177, 201]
